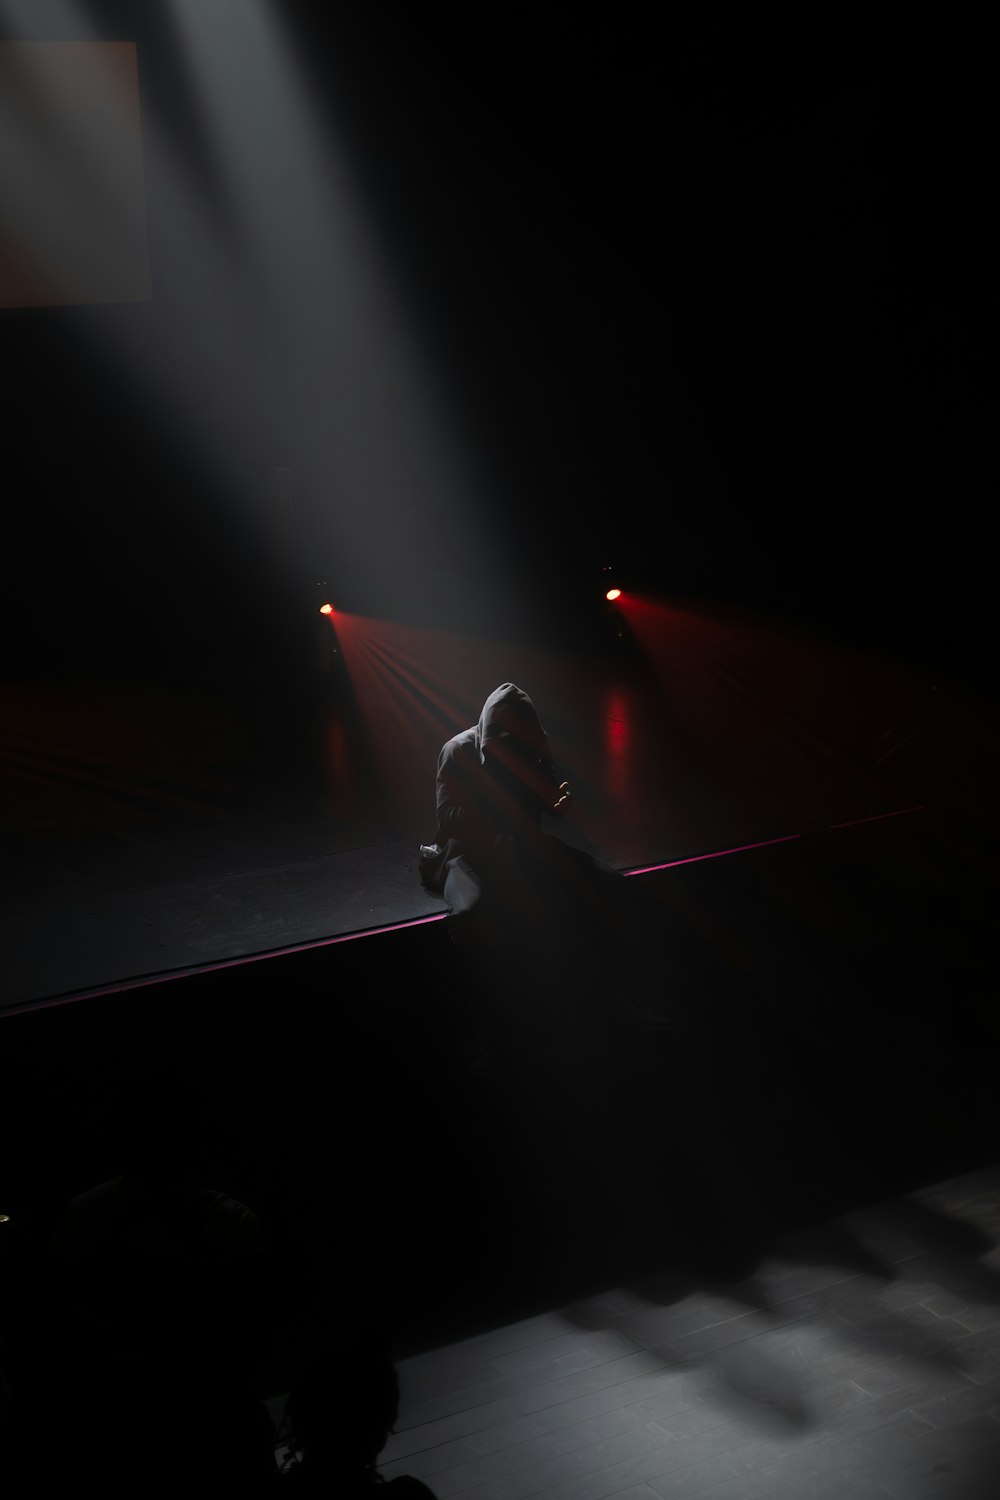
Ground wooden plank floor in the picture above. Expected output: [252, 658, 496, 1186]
[378, 1166, 1000, 1500]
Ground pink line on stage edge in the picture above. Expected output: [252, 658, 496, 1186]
[0, 914, 448, 1017]
[2, 807, 926, 1017]
[828, 805, 925, 830]
[623, 832, 801, 876]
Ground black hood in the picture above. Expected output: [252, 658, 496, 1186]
[475, 683, 551, 767]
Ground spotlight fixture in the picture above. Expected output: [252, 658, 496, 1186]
[600, 564, 623, 602]
[319, 603, 333, 615]
[598, 563, 629, 646]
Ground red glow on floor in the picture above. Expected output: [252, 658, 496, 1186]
[605, 691, 629, 751]
[603, 688, 631, 803]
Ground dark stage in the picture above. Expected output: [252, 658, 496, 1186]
[3, 591, 993, 1015]
[2, 6, 1000, 1495]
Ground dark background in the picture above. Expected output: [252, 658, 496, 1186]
[2, 10, 1000, 1430]
[3, 8, 996, 689]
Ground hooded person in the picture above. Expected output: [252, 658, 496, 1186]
[419, 687, 566, 882]
[421, 684, 669, 1045]
[419, 683, 573, 919]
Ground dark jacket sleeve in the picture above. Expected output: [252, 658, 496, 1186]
[440, 741, 563, 851]
[435, 741, 465, 839]
[435, 739, 497, 853]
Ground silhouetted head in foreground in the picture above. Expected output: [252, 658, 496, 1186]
[282, 1324, 400, 1483]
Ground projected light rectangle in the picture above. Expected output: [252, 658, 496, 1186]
[0, 41, 151, 307]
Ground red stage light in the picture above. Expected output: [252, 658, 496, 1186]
[319, 603, 333, 615]
[605, 588, 621, 602]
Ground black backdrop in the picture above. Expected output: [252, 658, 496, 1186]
[3, 7, 996, 685]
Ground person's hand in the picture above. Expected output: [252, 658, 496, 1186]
[551, 782, 573, 816]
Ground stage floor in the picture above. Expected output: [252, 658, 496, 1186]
[2, 596, 995, 1013]
[378, 1161, 1000, 1500]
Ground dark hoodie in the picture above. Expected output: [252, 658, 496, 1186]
[422, 684, 563, 892]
